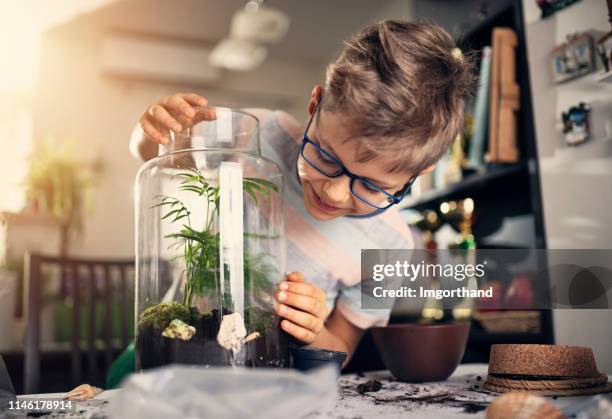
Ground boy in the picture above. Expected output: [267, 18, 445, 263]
[130, 20, 473, 364]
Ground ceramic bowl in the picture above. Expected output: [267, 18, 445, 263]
[371, 322, 470, 382]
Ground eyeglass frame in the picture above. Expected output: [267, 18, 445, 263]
[300, 99, 418, 210]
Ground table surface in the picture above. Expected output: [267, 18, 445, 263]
[7, 363, 611, 419]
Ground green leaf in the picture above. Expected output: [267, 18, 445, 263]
[178, 185, 205, 195]
[152, 195, 183, 210]
[244, 184, 259, 205]
[244, 177, 279, 192]
[161, 208, 182, 220]
[172, 212, 190, 222]
[245, 181, 270, 200]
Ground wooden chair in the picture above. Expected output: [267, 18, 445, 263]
[23, 253, 135, 394]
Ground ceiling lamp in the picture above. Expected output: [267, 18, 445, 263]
[209, 1, 289, 72]
[209, 38, 267, 72]
[231, 1, 290, 43]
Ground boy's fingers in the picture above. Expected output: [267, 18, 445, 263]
[148, 105, 182, 132]
[180, 93, 208, 107]
[163, 95, 196, 118]
[279, 281, 326, 303]
[171, 112, 194, 129]
[168, 108, 215, 129]
[285, 271, 305, 282]
[275, 291, 325, 318]
[140, 116, 168, 144]
[192, 107, 217, 124]
[279, 281, 313, 296]
[280, 319, 316, 344]
[275, 304, 322, 333]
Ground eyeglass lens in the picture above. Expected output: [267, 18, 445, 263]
[302, 141, 391, 208]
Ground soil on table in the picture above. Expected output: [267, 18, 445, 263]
[136, 306, 290, 370]
[339, 373, 494, 415]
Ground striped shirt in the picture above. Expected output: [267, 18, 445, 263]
[254, 109, 415, 329]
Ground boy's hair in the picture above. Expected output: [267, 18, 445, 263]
[323, 20, 475, 174]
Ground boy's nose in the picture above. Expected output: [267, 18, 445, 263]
[322, 176, 351, 205]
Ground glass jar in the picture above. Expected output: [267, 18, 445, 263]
[134, 108, 288, 370]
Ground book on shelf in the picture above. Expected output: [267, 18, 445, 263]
[468, 46, 492, 170]
[488, 27, 520, 164]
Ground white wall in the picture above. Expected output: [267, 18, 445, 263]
[0, 97, 33, 212]
[523, 0, 612, 372]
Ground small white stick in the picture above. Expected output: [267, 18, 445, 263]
[219, 162, 244, 316]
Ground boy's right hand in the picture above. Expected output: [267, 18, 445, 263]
[138, 93, 210, 145]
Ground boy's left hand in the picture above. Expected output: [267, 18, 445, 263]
[274, 272, 328, 345]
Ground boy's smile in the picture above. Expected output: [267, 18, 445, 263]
[309, 183, 346, 212]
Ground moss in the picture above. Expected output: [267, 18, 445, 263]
[138, 301, 198, 333]
[245, 306, 275, 335]
[138, 304, 275, 336]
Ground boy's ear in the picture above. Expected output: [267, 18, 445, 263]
[307, 85, 323, 116]
[420, 164, 435, 174]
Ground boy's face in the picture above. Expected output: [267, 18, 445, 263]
[298, 98, 413, 221]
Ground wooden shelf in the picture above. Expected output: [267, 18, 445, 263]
[387, 0, 554, 366]
[402, 163, 527, 210]
[460, 8, 510, 44]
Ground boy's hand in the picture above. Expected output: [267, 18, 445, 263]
[274, 272, 328, 345]
[138, 93, 213, 145]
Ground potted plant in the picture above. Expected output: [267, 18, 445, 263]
[24, 138, 101, 255]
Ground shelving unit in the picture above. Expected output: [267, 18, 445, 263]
[398, 0, 554, 362]
[402, 163, 527, 211]
[346, 0, 555, 374]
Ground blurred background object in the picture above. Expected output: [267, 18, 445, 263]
[23, 138, 102, 255]
[23, 253, 134, 393]
[394, 0, 612, 375]
[209, 1, 290, 71]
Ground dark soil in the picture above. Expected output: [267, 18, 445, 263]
[349, 376, 492, 414]
[136, 307, 290, 370]
[357, 380, 383, 394]
[365, 391, 488, 414]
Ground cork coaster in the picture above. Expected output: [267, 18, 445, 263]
[486, 373, 608, 390]
[483, 381, 612, 397]
[488, 344, 599, 378]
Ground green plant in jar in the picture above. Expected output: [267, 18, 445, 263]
[137, 166, 280, 340]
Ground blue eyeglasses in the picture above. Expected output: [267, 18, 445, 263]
[300, 100, 417, 210]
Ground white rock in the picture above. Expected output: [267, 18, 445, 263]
[217, 312, 247, 353]
[162, 319, 196, 341]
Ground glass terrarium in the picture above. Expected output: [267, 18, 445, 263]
[134, 108, 288, 370]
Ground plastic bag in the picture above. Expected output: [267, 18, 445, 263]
[110, 365, 338, 419]
[0, 356, 16, 413]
